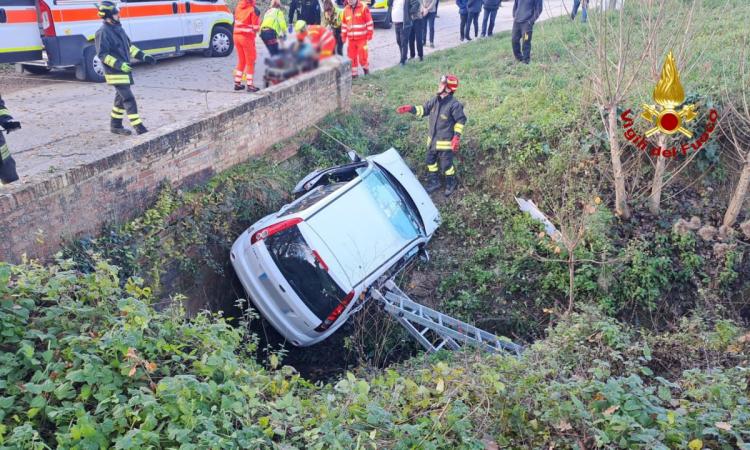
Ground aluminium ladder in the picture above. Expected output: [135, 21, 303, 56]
[370, 279, 523, 356]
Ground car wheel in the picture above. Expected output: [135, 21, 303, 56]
[81, 45, 105, 82]
[20, 64, 51, 75]
[207, 25, 233, 57]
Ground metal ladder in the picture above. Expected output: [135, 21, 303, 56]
[370, 279, 523, 356]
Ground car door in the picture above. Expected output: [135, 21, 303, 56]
[0, 0, 44, 63]
[120, 0, 184, 54]
[175, 0, 209, 50]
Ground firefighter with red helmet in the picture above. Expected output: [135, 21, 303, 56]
[95, 0, 156, 136]
[397, 74, 466, 197]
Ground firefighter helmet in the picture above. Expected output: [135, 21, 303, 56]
[97, 0, 119, 19]
[440, 74, 459, 93]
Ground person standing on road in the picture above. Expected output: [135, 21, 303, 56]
[261, 0, 288, 56]
[342, 0, 374, 77]
[233, 0, 261, 92]
[322, 0, 344, 55]
[407, 0, 424, 60]
[95, 1, 156, 136]
[392, 0, 419, 65]
[465, 0, 481, 39]
[0, 94, 20, 185]
[289, 0, 321, 28]
[511, 0, 542, 63]
[480, 0, 500, 37]
[396, 74, 466, 197]
[421, 0, 438, 48]
[570, 0, 587, 22]
[457, 0, 468, 41]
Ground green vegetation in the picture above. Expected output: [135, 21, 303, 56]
[3, 0, 750, 448]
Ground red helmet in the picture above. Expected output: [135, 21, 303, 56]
[441, 74, 459, 93]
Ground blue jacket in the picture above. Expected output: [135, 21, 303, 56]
[456, 0, 467, 15]
[467, 0, 481, 13]
[482, 0, 501, 9]
[513, 0, 543, 23]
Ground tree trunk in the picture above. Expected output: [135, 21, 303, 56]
[608, 105, 631, 218]
[723, 150, 750, 228]
[648, 135, 668, 215]
[567, 250, 575, 315]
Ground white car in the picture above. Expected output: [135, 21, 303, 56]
[231, 148, 441, 346]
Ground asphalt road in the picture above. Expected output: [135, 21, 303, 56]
[1, 0, 567, 185]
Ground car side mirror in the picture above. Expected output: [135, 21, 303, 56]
[347, 150, 362, 162]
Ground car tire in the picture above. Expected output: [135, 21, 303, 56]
[20, 64, 51, 75]
[80, 45, 105, 82]
[206, 25, 234, 57]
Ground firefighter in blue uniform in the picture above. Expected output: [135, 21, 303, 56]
[0, 94, 20, 185]
[397, 74, 466, 197]
[95, 1, 156, 135]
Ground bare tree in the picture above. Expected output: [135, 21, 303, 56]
[721, 42, 750, 229]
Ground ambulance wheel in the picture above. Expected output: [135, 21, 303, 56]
[81, 46, 106, 82]
[207, 25, 233, 57]
[20, 64, 51, 75]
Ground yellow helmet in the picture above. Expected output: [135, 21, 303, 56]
[294, 20, 307, 33]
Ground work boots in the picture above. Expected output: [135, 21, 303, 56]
[444, 176, 458, 197]
[110, 118, 132, 136]
[134, 124, 149, 135]
[424, 172, 441, 193]
[363, 68, 369, 75]
[0, 155, 20, 185]
[234, 82, 244, 91]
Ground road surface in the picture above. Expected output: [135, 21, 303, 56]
[1, 0, 567, 185]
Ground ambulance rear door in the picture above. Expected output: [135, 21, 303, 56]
[0, 0, 44, 63]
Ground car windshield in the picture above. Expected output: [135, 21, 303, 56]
[265, 225, 346, 321]
[306, 166, 421, 286]
[280, 182, 346, 217]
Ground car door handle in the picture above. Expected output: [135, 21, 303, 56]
[0, 9, 7, 23]
[185, 2, 191, 12]
[171, 2, 178, 13]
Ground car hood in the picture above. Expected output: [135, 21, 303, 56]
[369, 148, 441, 237]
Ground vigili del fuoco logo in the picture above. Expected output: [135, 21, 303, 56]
[620, 51, 718, 158]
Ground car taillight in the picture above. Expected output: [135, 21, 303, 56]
[250, 218, 303, 244]
[312, 250, 328, 271]
[39, 1, 56, 37]
[315, 290, 355, 332]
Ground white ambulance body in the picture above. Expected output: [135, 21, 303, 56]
[0, 0, 234, 81]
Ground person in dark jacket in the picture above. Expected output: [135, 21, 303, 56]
[456, 0, 468, 41]
[511, 0, 542, 63]
[408, 0, 424, 60]
[393, 0, 420, 65]
[95, 1, 156, 136]
[396, 74, 466, 197]
[480, 0, 500, 37]
[0, 94, 20, 185]
[289, 0, 321, 27]
[465, 0, 481, 39]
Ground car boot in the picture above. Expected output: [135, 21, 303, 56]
[134, 124, 149, 135]
[110, 118, 132, 136]
[424, 173, 441, 193]
[444, 176, 458, 197]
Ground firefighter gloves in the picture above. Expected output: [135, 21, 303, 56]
[396, 105, 414, 114]
[144, 54, 157, 65]
[0, 117, 21, 133]
[451, 135, 460, 152]
[120, 62, 132, 73]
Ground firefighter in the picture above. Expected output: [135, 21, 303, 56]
[396, 74, 466, 197]
[307, 24, 337, 60]
[0, 94, 20, 185]
[233, 0, 261, 92]
[341, 0, 374, 78]
[95, 1, 156, 136]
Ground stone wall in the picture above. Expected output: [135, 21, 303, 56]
[0, 59, 351, 263]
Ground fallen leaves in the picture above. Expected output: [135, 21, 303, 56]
[602, 405, 620, 416]
[715, 421, 732, 431]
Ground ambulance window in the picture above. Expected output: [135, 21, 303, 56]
[0, 0, 36, 6]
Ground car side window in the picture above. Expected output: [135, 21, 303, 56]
[280, 182, 345, 216]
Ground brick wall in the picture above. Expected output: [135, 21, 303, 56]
[0, 59, 352, 263]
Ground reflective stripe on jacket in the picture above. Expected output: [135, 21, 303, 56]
[414, 94, 467, 151]
[342, 1, 373, 42]
[95, 22, 144, 85]
[235, 1, 261, 35]
[261, 8, 287, 36]
[307, 25, 336, 55]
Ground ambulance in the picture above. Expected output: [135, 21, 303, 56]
[0, 0, 234, 81]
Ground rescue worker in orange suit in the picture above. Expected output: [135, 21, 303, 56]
[0, 94, 21, 185]
[307, 24, 337, 60]
[95, 1, 156, 136]
[233, 0, 261, 92]
[397, 74, 466, 197]
[341, 0, 373, 78]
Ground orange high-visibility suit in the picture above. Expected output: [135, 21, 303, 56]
[307, 25, 336, 59]
[233, 0, 261, 88]
[341, 0, 373, 76]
